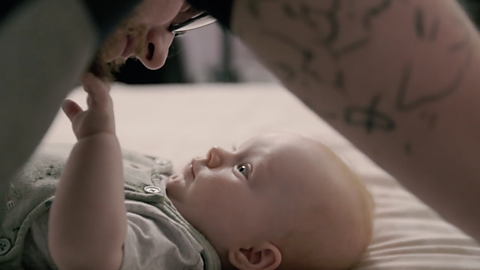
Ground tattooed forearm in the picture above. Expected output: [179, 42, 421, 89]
[344, 95, 396, 133]
[233, 0, 480, 238]
[236, 0, 476, 137]
[255, 0, 393, 90]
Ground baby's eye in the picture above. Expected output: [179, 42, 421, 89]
[236, 164, 251, 179]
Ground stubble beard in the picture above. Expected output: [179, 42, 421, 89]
[88, 15, 147, 81]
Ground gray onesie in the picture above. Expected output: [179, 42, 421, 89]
[0, 144, 221, 270]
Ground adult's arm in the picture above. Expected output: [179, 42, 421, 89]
[188, 0, 480, 241]
[0, 0, 140, 191]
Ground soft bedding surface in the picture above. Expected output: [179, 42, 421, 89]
[43, 83, 480, 269]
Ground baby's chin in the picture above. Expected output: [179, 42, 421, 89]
[165, 174, 189, 200]
[167, 174, 185, 185]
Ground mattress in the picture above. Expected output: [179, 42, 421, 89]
[42, 83, 480, 269]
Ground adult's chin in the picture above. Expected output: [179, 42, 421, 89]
[87, 57, 116, 81]
[100, 31, 128, 62]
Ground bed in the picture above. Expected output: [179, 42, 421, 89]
[42, 83, 480, 269]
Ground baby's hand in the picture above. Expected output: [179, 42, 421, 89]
[62, 73, 116, 140]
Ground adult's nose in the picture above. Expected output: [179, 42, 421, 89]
[137, 27, 172, 70]
[179, 2, 191, 12]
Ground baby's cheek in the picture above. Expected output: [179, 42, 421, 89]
[199, 190, 232, 212]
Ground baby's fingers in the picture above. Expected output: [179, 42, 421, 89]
[81, 73, 112, 110]
[62, 99, 83, 122]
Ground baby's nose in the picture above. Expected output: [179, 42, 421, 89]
[137, 28, 172, 70]
[206, 146, 226, 168]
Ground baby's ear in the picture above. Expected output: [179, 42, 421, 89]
[227, 242, 282, 270]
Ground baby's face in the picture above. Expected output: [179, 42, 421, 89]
[166, 134, 292, 247]
[166, 133, 372, 267]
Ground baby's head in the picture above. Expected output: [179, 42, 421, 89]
[166, 133, 373, 270]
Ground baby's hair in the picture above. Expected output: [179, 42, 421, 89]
[274, 140, 374, 270]
[320, 143, 375, 241]
[335, 152, 376, 221]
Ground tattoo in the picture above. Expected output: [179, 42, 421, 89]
[322, 0, 342, 46]
[362, 0, 393, 30]
[345, 95, 396, 133]
[242, 0, 474, 127]
[419, 111, 438, 129]
[334, 70, 346, 91]
[335, 37, 370, 58]
[393, 10, 474, 112]
[256, 0, 394, 90]
[449, 32, 470, 53]
[404, 142, 413, 155]
[413, 6, 441, 42]
[264, 30, 324, 84]
[429, 19, 440, 41]
[395, 44, 472, 112]
[415, 8, 425, 39]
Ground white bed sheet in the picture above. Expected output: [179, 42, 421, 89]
[43, 83, 480, 270]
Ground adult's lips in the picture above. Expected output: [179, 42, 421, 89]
[190, 159, 196, 180]
[121, 36, 136, 58]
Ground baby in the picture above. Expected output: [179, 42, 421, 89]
[3, 74, 374, 270]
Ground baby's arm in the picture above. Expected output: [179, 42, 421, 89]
[48, 74, 126, 270]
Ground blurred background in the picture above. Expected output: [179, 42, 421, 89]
[113, 0, 480, 85]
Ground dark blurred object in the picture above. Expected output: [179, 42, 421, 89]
[460, 0, 480, 28]
[113, 39, 188, 84]
[210, 27, 239, 82]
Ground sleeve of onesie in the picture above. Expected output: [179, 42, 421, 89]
[23, 208, 205, 270]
